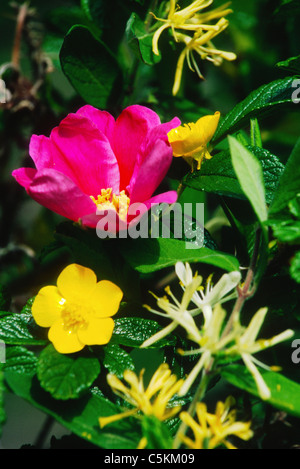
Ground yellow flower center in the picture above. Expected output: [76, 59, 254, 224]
[61, 300, 88, 331]
[90, 188, 130, 221]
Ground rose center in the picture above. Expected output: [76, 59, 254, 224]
[90, 188, 130, 221]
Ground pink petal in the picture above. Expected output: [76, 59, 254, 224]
[76, 105, 115, 142]
[27, 168, 97, 222]
[50, 113, 120, 197]
[29, 135, 53, 170]
[112, 105, 162, 191]
[12, 167, 37, 190]
[129, 117, 180, 203]
[129, 139, 172, 204]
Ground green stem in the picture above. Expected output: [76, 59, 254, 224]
[172, 367, 213, 449]
[221, 227, 261, 338]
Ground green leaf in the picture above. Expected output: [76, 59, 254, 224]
[103, 344, 135, 378]
[183, 145, 284, 204]
[60, 25, 123, 108]
[290, 251, 300, 283]
[4, 370, 140, 448]
[120, 237, 240, 274]
[0, 310, 47, 346]
[228, 136, 268, 223]
[213, 77, 298, 144]
[37, 345, 101, 400]
[276, 55, 300, 75]
[142, 415, 173, 449]
[126, 13, 161, 65]
[269, 138, 300, 215]
[221, 364, 300, 417]
[269, 218, 300, 244]
[250, 118, 262, 148]
[112, 317, 177, 348]
[4, 346, 37, 376]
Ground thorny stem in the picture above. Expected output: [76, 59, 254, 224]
[172, 228, 262, 448]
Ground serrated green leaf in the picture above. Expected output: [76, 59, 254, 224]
[60, 25, 123, 108]
[4, 346, 37, 376]
[37, 345, 101, 400]
[213, 77, 297, 144]
[183, 145, 284, 204]
[228, 136, 267, 223]
[221, 364, 300, 417]
[112, 317, 177, 348]
[120, 237, 239, 273]
[0, 310, 47, 346]
[103, 344, 135, 377]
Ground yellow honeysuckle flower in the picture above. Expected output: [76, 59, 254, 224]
[167, 111, 221, 170]
[152, 0, 233, 56]
[172, 19, 236, 95]
[31, 263, 123, 353]
[179, 396, 253, 449]
[150, 1, 236, 95]
[99, 363, 184, 429]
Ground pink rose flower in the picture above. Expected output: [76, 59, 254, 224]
[12, 105, 180, 230]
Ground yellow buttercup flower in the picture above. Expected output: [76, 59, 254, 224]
[167, 111, 220, 170]
[31, 263, 123, 353]
[150, 0, 236, 95]
[179, 396, 253, 449]
[99, 364, 184, 429]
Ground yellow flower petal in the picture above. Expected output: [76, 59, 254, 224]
[48, 319, 85, 354]
[31, 285, 62, 327]
[77, 317, 115, 346]
[168, 111, 220, 158]
[57, 264, 97, 303]
[88, 280, 123, 318]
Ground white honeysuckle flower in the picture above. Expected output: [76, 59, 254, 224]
[175, 262, 241, 324]
[180, 305, 294, 399]
[141, 275, 203, 348]
[178, 303, 238, 396]
[142, 262, 241, 349]
[225, 307, 294, 400]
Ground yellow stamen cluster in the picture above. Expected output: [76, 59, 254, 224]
[91, 188, 130, 221]
[151, 0, 237, 95]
